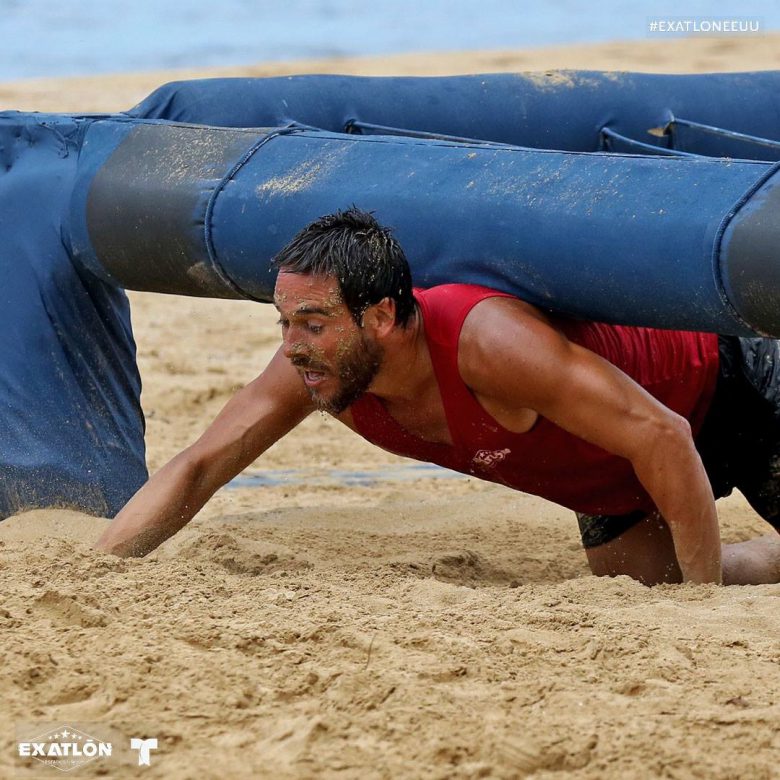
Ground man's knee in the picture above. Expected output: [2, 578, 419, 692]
[580, 512, 683, 586]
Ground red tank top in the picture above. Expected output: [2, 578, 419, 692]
[350, 284, 720, 515]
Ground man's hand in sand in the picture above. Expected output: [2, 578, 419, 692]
[94, 348, 314, 557]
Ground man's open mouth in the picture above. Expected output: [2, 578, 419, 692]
[303, 369, 327, 387]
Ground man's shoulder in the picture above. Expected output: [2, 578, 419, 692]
[415, 284, 512, 346]
[416, 284, 520, 334]
[460, 293, 549, 340]
[458, 295, 563, 385]
[453, 293, 576, 419]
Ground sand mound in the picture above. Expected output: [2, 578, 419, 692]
[0, 509, 109, 544]
[171, 529, 311, 576]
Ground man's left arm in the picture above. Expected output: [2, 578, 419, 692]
[459, 298, 721, 584]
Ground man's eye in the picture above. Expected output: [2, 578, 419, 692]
[307, 323, 323, 334]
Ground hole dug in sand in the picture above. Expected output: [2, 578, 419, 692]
[173, 530, 312, 576]
[31, 589, 112, 628]
[391, 549, 517, 587]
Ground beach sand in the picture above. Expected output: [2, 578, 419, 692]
[3, 36, 780, 779]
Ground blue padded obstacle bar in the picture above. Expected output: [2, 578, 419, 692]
[70, 120, 780, 335]
[131, 71, 780, 161]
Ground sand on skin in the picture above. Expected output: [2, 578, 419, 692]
[2, 36, 780, 779]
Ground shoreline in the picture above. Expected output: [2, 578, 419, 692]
[1, 34, 779, 113]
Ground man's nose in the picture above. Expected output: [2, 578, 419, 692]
[283, 334, 308, 361]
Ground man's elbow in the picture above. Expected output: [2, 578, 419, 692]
[163, 445, 215, 500]
[173, 439, 243, 497]
[657, 411, 693, 446]
[634, 411, 700, 477]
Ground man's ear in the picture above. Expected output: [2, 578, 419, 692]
[362, 297, 396, 336]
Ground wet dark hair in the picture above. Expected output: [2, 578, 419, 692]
[272, 207, 415, 327]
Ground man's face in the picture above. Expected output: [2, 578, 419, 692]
[274, 271, 384, 414]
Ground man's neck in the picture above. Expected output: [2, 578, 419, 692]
[368, 305, 434, 403]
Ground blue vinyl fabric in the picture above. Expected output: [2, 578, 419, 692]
[130, 71, 780, 160]
[69, 116, 780, 335]
[0, 114, 146, 519]
[2, 71, 780, 516]
[120, 71, 780, 333]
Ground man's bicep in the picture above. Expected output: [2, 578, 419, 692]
[465, 303, 674, 460]
[530, 339, 675, 459]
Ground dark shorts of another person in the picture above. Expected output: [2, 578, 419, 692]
[577, 336, 780, 549]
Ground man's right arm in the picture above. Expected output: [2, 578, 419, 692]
[94, 347, 314, 558]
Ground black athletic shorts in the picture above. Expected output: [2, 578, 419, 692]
[577, 336, 780, 548]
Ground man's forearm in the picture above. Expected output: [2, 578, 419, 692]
[95, 451, 213, 557]
[94, 350, 314, 558]
[663, 495, 722, 584]
[634, 423, 722, 584]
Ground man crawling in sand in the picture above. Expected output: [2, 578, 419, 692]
[96, 207, 780, 586]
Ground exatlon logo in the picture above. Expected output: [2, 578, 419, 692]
[16, 722, 160, 772]
[17, 724, 112, 772]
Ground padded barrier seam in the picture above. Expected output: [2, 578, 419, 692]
[712, 160, 780, 336]
[203, 127, 299, 301]
[274, 129, 776, 165]
[303, 131, 773, 163]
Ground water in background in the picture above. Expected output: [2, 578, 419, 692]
[1, 0, 778, 80]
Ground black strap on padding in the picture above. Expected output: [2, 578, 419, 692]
[86, 123, 261, 298]
[723, 173, 780, 335]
